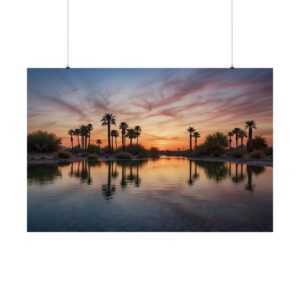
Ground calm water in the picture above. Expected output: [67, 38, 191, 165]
[27, 157, 273, 232]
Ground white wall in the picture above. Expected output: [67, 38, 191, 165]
[0, 1, 299, 300]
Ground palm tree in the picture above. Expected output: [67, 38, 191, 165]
[228, 132, 233, 149]
[126, 128, 136, 146]
[101, 113, 116, 153]
[87, 123, 93, 148]
[193, 131, 200, 148]
[187, 127, 195, 151]
[68, 129, 74, 149]
[134, 126, 142, 146]
[96, 139, 102, 149]
[111, 129, 119, 151]
[119, 122, 128, 151]
[238, 130, 247, 148]
[74, 128, 80, 148]
[80, 125, 89, 150]
[232, 128, 241, 148]
[245, 120, 257, 152]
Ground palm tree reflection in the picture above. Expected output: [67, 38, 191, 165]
[117, 160, 145, 189]
[102, 161, 116, 200]
[69, 161, 101, 185]
[188, 160, 194, 185]
[193, 161, 228, 183]
[245, 165, 265, 191]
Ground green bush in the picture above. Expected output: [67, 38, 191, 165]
[124, 144, 147, 156]
[28, 130, 61, 152]
[57, 150, 72, 159]
[88, 144, 100, 153]
[88, 153, 99, 160]
[193, 132, 228, 157]
[231, 151, 243, 158]
[264, 147, 273, 156]
[252, 136, 268, 150]
[193, 144, 210, 156]
[115, 152, 133, 159]
[249, 151, 264, 159]
[148, 147, 160, 158]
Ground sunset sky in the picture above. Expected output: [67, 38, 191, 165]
[27, 68, 273, 150]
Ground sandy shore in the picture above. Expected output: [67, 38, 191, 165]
[27, 154, 272, 166]
[27, 156, 149, 165]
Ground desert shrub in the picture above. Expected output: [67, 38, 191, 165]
[115, 152, 133, 159]
[136, 152, 149, 159]
[231, 151, 243, 158]
[194, 132, 228, 157]
[88, 153, 99, 160]
[88, 144, 100, 153]
[264, 147, 273, 156]
[56, 150, 72, 159]
[249, 151, 264, 159]
[148, 147, 160, 158]
[252, 136, 268, 150]
[124, 144, 147, 156]
[28, 130, 61, 152]
[193, 144, 210, 156]
[205, 132, 228, 155]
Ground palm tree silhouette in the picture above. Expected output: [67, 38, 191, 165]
[187, 127, 195, 151]
[193, 131, 200, 148]
[232, 128, 241, 148]
[228, 132, 233, 149]
[74, 128, 80, 148]
[238, 130, 247, 149]
[101, 113, 116, 153]
[80, 125, 88, 150]
[245, 120, 257, 152]
[96, 139, 102, 149]
[87, 123, 93, 148]
[68, 129, 74, 149]
[126, 128, 136, 146]
[134, 126, 141, 146]
[111, 129, 119, 151]
[119, 122, 128, 151]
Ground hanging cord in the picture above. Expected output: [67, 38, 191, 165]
[230, 0, 234, 69]
[66, 0, 70, 68]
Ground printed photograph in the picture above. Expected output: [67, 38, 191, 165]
[27, 68, 273, 232]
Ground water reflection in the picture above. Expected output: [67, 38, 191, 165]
[194, 161, 228, 182]
[28, 159, 266, 193]
[117, 160, 146, 188]
[69, 160, 101, 185]
[102, 162, 116, 200]
[27, 158, 272, 232]
[192, 160, 266, 191]
[28, 163, 62, 185]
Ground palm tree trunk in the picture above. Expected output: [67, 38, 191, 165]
[130, 138, 132, 146]
[115, 138, 117, 149]
[236, 135, 238, 148]
[122, 133, 125, 151]
[77, 135, 80, 148]
[247, 127, 253, 152]
[108, 123, 111, 153]
[190, 134, 192, 151]
[137, 135, 139, 146]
